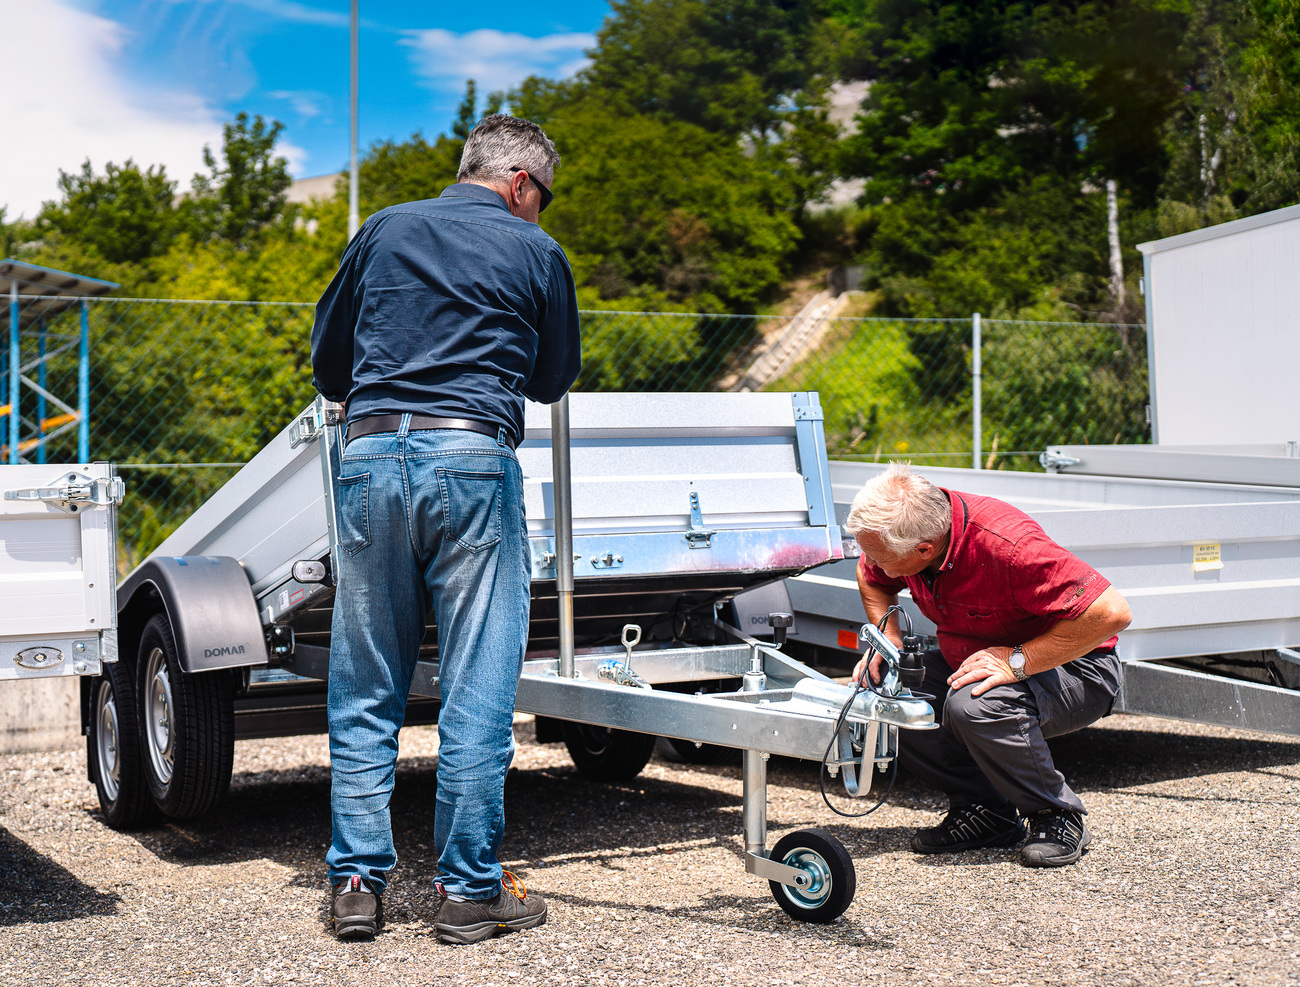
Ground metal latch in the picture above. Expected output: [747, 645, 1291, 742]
[538, 550, 581, 569]
[288, 412, 322, 448]
[289, 401, 345, 449]
[4, 472, 125, 514]
[685, 491, 715, 549]
[590, 552, 623, 569]
[1039, 450, 1081, 472]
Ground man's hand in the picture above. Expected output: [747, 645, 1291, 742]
[947, 647, 1016, 697]
[851, 651, 887, 688]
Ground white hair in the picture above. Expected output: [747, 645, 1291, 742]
[457, 114, 560, 186]
[843, 462, 952, 553]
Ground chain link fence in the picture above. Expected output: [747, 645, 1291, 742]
[3, 296, 1148, 565]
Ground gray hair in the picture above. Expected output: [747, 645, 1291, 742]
[843, 462, 952, 553]
[457, 114, 560, 186]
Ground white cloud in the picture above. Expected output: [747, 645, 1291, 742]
[0, 2, 228, 220]
[161, 0, 350, 28]
[400, 28, 594, 98]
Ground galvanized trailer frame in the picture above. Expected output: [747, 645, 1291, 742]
[92, 391, 935, 922]
[786, 457, 1300, 738]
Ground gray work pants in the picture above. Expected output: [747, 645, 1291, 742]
[899, 647, 1121, 816]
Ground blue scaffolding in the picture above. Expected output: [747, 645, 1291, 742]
[1, 260, 120, 464]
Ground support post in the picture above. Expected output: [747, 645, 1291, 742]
[348, 0, 360, 241]
[79, 299, 90, 463]
[551, 394, 576, 678]
[971, 312, 982, 470]
[8, 281, 18, 464]
[742, 748, 768, 856]
[36, 316, 46, 465]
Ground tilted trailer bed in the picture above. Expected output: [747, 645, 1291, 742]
[785, 454, 1300, 737]
[84, 391, 935, 922]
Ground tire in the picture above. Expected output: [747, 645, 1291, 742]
[137, 613, 236, 818]
[89, 661, 162, 830]
[768, 828, 857, 923]
[662, 736, 742, 766]
[561, 721, 657, 782]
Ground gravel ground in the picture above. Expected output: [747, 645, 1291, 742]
[1, 711, 1298, 987]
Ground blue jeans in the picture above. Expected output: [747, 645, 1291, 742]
[326, 417, 530, 899]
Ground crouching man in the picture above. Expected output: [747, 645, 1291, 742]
[846, 463, 1132, 867]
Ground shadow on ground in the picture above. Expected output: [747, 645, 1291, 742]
[97, 714, 1300, 904]
[0, 826, 120, 926]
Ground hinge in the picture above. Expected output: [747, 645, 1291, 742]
[685, 491, 716, 549]
[4, 472, 124, 515]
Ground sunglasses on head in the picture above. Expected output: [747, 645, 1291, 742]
[511, 167, 553, 213]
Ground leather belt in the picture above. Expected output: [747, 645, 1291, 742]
[345, 414, 517, 450]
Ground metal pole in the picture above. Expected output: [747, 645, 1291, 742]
[36, 316, 46, 465]
[79, 299, 90, 463]
[742, 749, 768, 856]
[347, 0, 360, 241]
[550, 394, 576, 678]
[971, 312, 982, 470]
[8, 281, 18, 464]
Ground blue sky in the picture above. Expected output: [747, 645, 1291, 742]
[3, 0, 613, 220]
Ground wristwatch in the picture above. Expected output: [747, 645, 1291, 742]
[1008, 645, 1029, 682]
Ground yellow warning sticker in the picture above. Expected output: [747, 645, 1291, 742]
[1193, 543, 1223, 572]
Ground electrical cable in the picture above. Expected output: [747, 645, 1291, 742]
[817, 605, 915, 818]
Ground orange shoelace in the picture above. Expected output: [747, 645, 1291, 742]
[501, 871, 528, 900]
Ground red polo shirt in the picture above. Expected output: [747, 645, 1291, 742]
[860, 488, 1116, 670]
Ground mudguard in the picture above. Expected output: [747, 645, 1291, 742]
[117, 555, 266, 673]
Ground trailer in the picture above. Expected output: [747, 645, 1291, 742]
[83, 391, 936, 922]
[783, 206, 1300, 735]
[1, 463, 123, 682]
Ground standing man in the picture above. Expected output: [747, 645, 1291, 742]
[845, 463, 1131, 868]
[311, 115, 580, 942]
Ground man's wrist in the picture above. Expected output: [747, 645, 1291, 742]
[1008, 645, 1029, 682]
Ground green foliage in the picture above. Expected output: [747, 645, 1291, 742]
[585, 0, 817, 137]
[38, 159, 180, 265]
[539, 105, 801, 310]
[184, 113, 293, 244]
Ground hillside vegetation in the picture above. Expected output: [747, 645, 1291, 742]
[4, 0, 1296, 321]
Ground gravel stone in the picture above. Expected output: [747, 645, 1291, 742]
[1, 712, 1297, 986]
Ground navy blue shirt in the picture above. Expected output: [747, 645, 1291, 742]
[311, 183, 581, 441]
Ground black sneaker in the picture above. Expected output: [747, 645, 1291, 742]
[434, 873, 547, 945]
[910, 804, 1026, 854]
[1020, 808, 1091, 867]
[332, 875, 383, 940]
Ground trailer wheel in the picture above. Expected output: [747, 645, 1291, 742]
[768, 829, 856, 923]
[561, 722, 656, 781]
[90, 661, 161, 830]
[137, 614, 235, 818]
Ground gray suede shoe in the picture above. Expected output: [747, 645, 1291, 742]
[434, 873, 547, 945]
[331, 876, 383, 940]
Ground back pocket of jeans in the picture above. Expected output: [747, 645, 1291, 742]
[438, 467, 503, 552]
[336, 472, 371, 556]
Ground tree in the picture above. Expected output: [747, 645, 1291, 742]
[37, 159, 180, 264]
[185, 113, 292, 245]
[583, 0, 818, 138]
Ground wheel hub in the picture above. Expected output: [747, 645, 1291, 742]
[96, 683, 121, 800]
[145, 647, 175, 784]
